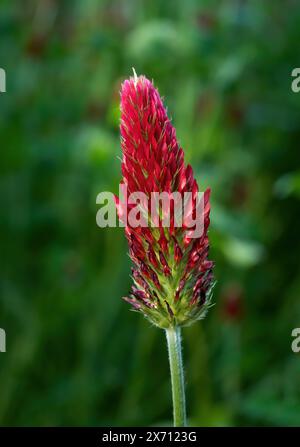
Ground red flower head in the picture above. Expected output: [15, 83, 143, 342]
[116, 71, 214, 328]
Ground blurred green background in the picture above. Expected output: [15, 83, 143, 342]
[1, 0, 300, 427]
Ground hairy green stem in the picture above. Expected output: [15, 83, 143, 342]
[165, 326, 187, 427]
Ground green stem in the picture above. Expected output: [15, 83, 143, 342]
[165, 326, 187, 427]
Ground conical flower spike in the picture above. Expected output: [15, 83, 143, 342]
[116, 72, 214, 329]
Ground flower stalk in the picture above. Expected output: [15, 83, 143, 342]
[166, 326, 186, 427]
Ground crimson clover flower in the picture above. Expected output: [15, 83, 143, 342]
[116, 71, 214, 329]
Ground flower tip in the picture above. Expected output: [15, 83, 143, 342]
[132, 67, 138, 85]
